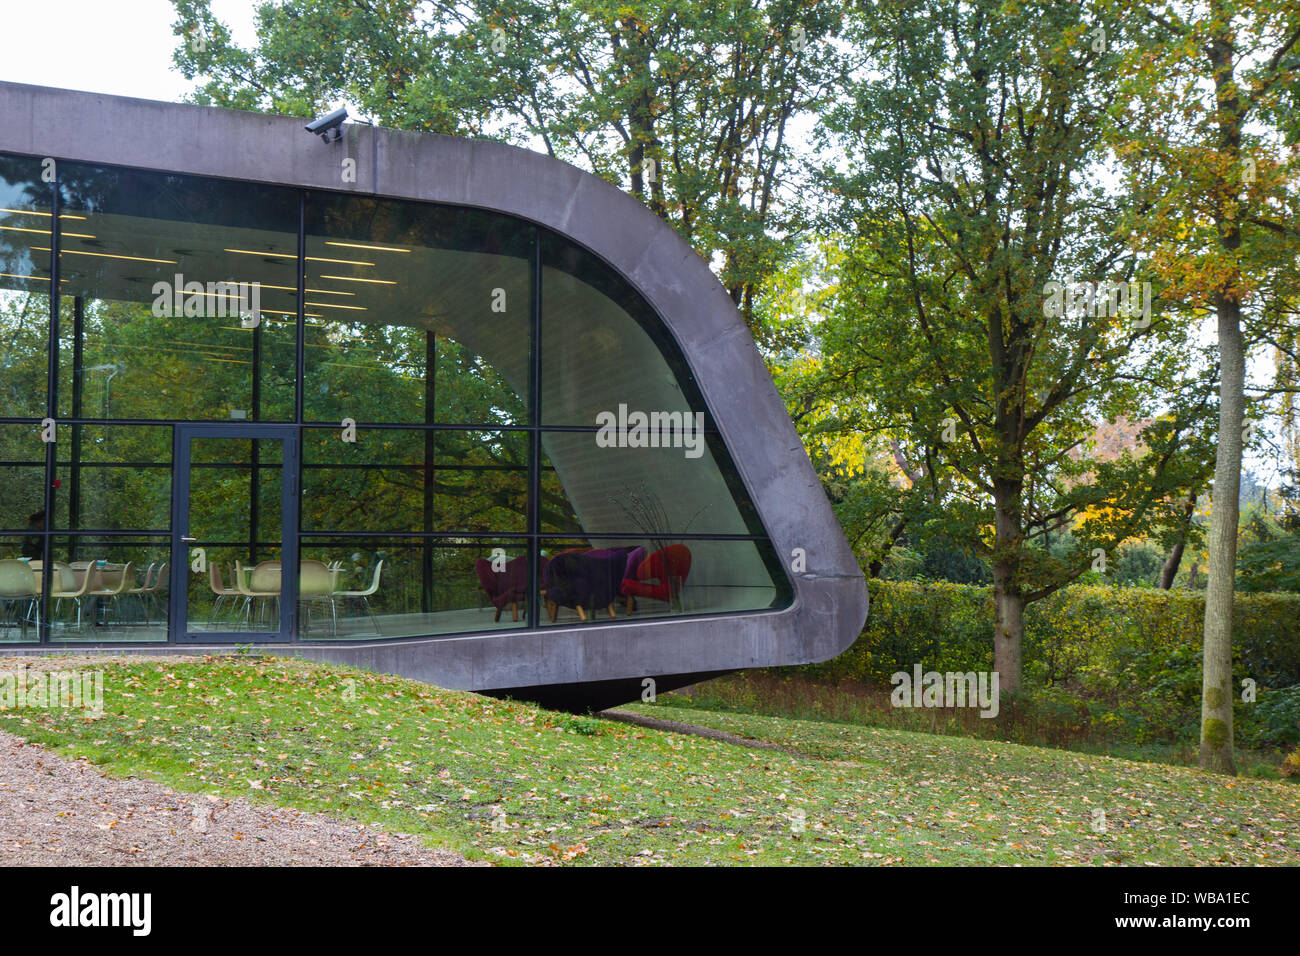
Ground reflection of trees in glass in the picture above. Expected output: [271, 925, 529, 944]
[59, 298, 292, 421]
[302, 429, 533, 535]
[305, 319, 423, 423]
[3, 257, 553, 618]
[0, 157, 52, 311]
[433, 430, 528, 531]
[540, 465, 583, 535]
[0, 292, 50, 418]
[0, 424, 46, 533]
[61, 426, 172, 532]
[435, 339, 526, 426]
[294, 541, 514, 616]
[305, 321, 524, 426]
[0, 291, 51, 529]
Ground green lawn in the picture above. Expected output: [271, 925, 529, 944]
[3, 655, 1298, 865]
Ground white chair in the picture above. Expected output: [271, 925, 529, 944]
[235, 560, 280, 630]
[126, 563, 156, 625]
[207, 563, 240, 626]
[50, 561, 94, 630]
[0, 559, 40, 639]
[144, 561, 169, 625]
[88, 561, 133, 625]
[298, 560, 338, 637]
[337, 560, 384, 634]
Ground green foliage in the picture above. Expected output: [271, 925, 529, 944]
[1111, 540, 1166, 588]
[1238, 533, 1300, 593]
[802, 580, 994, 681]
[1240, 684, 1300, 750]
[810, 580, 1300, 687]
[1283, 746, 1300, 778]
[558, 713, 604, 736]
[169, 0, 846, 342]
[878, 545, 924, 581]
[796, 1, 1222, 695]
[796, 580, 1300, 748]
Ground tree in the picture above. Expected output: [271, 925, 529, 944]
[1157, 490, 1200, 588]
[1109, 0, 1300, 774]
[169, 0, 846, 344]
[816, 0, 1212, 691]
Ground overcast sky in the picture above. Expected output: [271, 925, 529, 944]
[0, 0, 259, 101]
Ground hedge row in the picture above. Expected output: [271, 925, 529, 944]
[803, 581, 1300, 690]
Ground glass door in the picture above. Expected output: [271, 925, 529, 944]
[171, 424, 299, 641]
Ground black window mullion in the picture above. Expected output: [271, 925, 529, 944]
[423, 330, 435, 614]
[69, 296, 84, 547]
[38, 169, 61, 644]
[527, 227, 542, 629]
[295, 190, 307, 427]
[291, 190, 307, 640]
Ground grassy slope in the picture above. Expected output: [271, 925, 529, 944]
[2, 656, 1297, 866]
[640, 672, 1298, 779]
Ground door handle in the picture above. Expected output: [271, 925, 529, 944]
[181, 536, 197, 543]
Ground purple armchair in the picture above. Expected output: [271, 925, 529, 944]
[542, 546, 644, 622]
[474, 555, 530, 622]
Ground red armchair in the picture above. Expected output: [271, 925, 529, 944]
[474, 555, 532, 622]
[621, 544, 691, 613]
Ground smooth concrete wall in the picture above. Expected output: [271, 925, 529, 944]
[0, 81, 867, 700]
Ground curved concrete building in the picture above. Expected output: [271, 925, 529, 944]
[0, 81, 866, 709]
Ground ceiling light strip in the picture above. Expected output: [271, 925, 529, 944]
[316, 274, 396, 286]
[31, 246, 177, 264]
[224, 248, 374, 267]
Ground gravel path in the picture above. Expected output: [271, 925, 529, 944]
[0, 729, 481, 866]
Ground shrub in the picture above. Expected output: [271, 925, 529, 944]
[1238, 684, 1300, 750]
[808, 581, 1300, 688]
[1281, 747, 1300, 778]
[1238, 533, 1300, 592]
[796, 580, 1300, 746]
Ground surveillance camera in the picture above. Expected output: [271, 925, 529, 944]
[305, 107, 348, 142]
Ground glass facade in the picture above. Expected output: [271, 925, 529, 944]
[0, 151, 790, 645]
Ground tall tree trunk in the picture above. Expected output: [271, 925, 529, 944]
[1201, 296, 1242, 775]
[1159, 492, 1197, 588]
[992, 477, 1025, 693]
[993, 572, 1024, 693]
[1200, 21, 1243, 776]
[1200, 294, 1243, 775]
